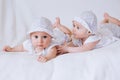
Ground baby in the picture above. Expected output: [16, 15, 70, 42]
[3, 17, 58, 62]
[57, 11, 119, 54]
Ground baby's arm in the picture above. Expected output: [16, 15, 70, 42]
[37, 47, 57, 62]
[3, 44, 25, 52]
[53, 17, 72, 35]
[58, 40, 100, 53]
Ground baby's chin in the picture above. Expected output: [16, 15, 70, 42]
[73, 35, 79, 39]
[34, 46, 44, 49]
[74, 34, 84, 39]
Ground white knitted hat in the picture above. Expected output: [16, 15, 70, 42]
[28, 17, 54, 37]
[73, 11, 97, 34]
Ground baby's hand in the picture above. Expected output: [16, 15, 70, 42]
[37, 55, 48, 63]
[53, 17, 61, 28]
[3, 46, 12, 52]
[57, 45, 68, 54]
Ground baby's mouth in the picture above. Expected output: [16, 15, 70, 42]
[37, 45, 43, 48]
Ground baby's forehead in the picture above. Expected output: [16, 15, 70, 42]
[73, 21, 82, 26]
[30, 31, 50, 36]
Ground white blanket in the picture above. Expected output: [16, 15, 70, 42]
[0, 40, 120, 80]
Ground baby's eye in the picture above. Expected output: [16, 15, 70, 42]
[77, 26, 79, 29]
[43, 36, 47, 38]
[35, 36, 38, 38]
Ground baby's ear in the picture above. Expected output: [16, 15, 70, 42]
[87, 31, 91, 34]
[88, 31, 91, 33]
[88, 31, 92, 36]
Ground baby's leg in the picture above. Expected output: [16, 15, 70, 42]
[101, 13, 109, 24]
[103, 13, 120, 26]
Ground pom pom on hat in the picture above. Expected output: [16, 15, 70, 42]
[28, 17, 54, 37]
[73, 11, 97, 34]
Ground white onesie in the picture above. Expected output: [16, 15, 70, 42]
[72, 34, 118, 49]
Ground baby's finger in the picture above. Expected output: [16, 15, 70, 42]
[58, 50, 63, 54]
[37, 55, 42, 60]
[41, 58, 47, 62]
[38, 56, 47, 63]
[2, 47, 6, 51]
[2, 46, 10, 51]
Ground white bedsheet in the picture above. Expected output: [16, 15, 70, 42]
[0, 40, 120, 80]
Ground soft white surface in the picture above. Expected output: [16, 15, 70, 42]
[0, 40, 120, 80]
[0, 53, 54, 80]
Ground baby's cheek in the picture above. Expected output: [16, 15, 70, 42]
[44, 41, 51, 47]
[44, 43, 50, 47]
[31, 41, 37, 47]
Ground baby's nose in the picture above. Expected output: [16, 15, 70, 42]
[38, 38, 43, 43]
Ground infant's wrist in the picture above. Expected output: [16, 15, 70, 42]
[57, 24, 62, 28]
[65, 47, 69, 53]
[8, 47, 13, 52]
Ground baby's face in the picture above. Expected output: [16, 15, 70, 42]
[30, 32, 52, 49]
[72, 21, 89, 39]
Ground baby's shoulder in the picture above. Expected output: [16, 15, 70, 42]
[22, 39, 33, 51]
[84, 35, 101, 44]
[46, 40, 58, 50]
[23, 39, 30, 42]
